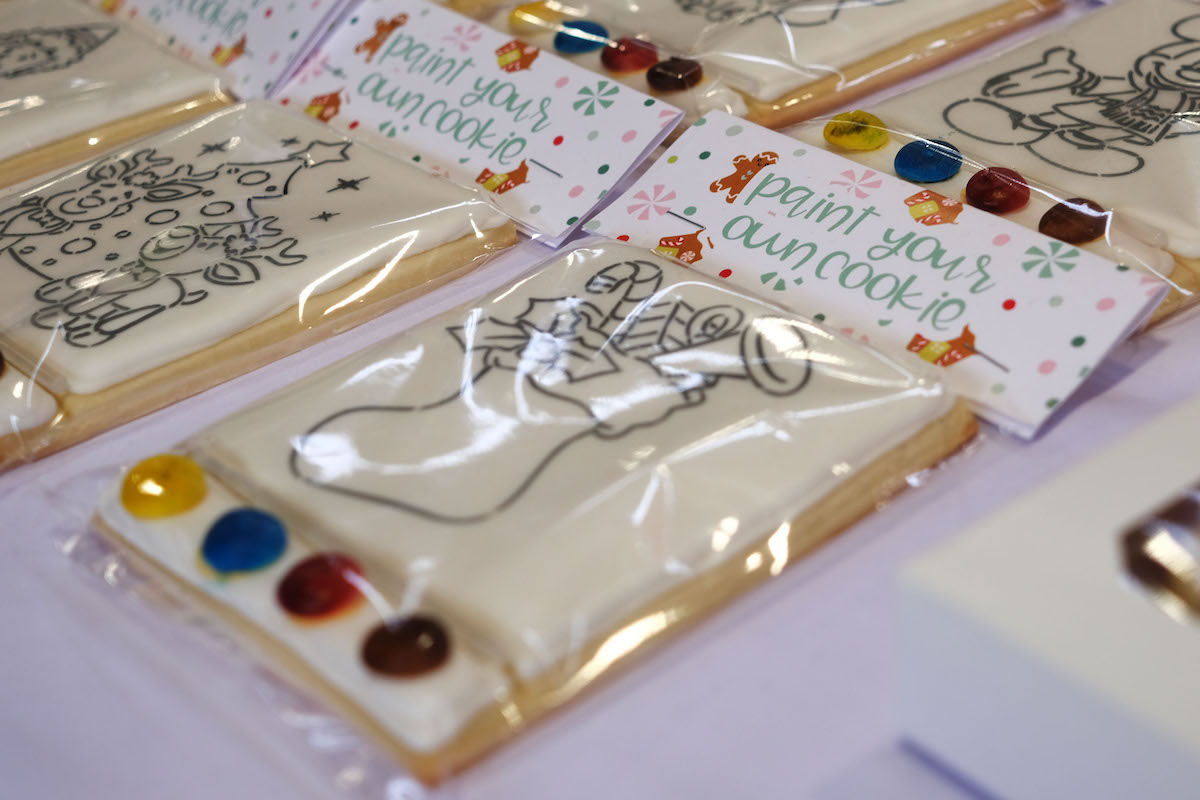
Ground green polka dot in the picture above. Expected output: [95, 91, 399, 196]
[411, 155, 421, 162]
[587, 131, 599, 141]
[529, 204, 542, 214]
[643, 99, 655, 107]
[167, 36, 176, 45]
[1071, 335, 1086, 347]
[991, 383, 1006, 395]
[814, 313, 826, 323]
[725, 125, 743, 136]
[693, 117, 707, 126]
[792, 148, 806, 157]
[1079, 366, 1091, 378]
[567, 216, 579, 225]
[667, 155, 678, 164]
[1046, 398, 1060, 409]
[263, 82, 272, 91]
[699, 151, 711, 160]
[597, 164, 609, 175]
[1116, 264, 1130, 271]
[1049, 295, 1063, 307]
[290, 30, 299, 40]
[598, 190, 607, 199]
[349, 16, 358, 24]
[584, 219, 601, 231]
[683, 206, 697, 216]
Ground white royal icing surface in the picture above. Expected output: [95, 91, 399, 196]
[790, 119, 1180, 283]
[0, 100, 511, 396]
[872, 0, 1200, 258]
[0, 0, 222, 163]
[96, 476, 511, 753]
[579, 0, 1014, 101]
[0, 360, 57, 435]
[95, 242, 960, 746]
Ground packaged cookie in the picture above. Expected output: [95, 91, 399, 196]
[0, 100, 515, 471]
[0, 0, 230, 190]
[456, 0, 1063, 128]
[797, 0, 1200, 323]
[93, 241, 975, 783]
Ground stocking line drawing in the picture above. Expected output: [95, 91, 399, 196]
[290, 259, 814, 524]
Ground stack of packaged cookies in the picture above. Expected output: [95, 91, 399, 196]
[3, 0, 1197, 794]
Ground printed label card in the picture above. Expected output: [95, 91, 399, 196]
[91, 0, 354, 96]
[591, 112, 1168, 437]
[273, 0, 683, 244]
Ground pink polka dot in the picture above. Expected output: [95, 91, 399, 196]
[1096, 297, 1116, 311]
[555, 77, 569, 88]
[993, 234, 1010, 246]
[1038, 360, 1057, 375]
[622, 129, 637, 143]
[268, 51, 279, 64]
[568, 185, 584, 198]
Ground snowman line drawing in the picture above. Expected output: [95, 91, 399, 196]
[942, 15, 1200, 178]
[0, 139, 351, 348]
[289, 259, 815, 524]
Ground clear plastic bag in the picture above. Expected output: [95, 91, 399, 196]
[448, 0, 1064, 128]
[0, 100, 516, 472]
[87, 239, 975, 784]
[790, 0, 1200, 325]
[0, 0, 231, 190]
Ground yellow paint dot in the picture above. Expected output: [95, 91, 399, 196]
[823, 110, 889, 151]
[508, 1, 564, 35]
[120, 454, 207, 518]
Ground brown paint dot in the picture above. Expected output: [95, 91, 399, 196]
[277, 553, 364, 618]
[362, 616, 451, 678]
[965, 167, 1030, 214]
[1039, 198, 1109, 244]
[647, 57, 703, 92]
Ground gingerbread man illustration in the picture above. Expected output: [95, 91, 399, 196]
[355, 14, 408, 62]
[709, 151, 779, 203]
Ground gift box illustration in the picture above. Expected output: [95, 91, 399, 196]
[211, 35, 247, 68]
[496, 39, 539, 73]
[905, 190, 963, 226]
[475, 160, 530, 194]
[655, 230, 711, 264]
[907, 325, 978, 368]
[305, 90, 344, 122]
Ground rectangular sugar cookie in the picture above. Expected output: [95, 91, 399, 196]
[468, 0, 1061, 127]
[95, 241, 975, 783]
[0, 0, 231, 189]
[0, 100, 515, 470]
[845, 0, 1200, 322]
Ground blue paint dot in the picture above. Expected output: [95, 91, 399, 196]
[894, 139, 962, 183]
[554, 21, 609, 55]
[201, 509, 287, 574]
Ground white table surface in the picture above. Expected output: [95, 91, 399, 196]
[2, 4, 1162, 798]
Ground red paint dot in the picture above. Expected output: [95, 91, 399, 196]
[616, 235, 630, 241]
[265, 7, 273, 17]
[1038, 360, 1057, 375]
[719, 269, 732, 278]
[280, 97, 290, 105]
[1002, 299, 1016, 310]
[349, 120, 360, 130]
[553, 135, 564, 146]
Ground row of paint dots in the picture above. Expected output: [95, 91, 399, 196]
[122, 454, 450, 679]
